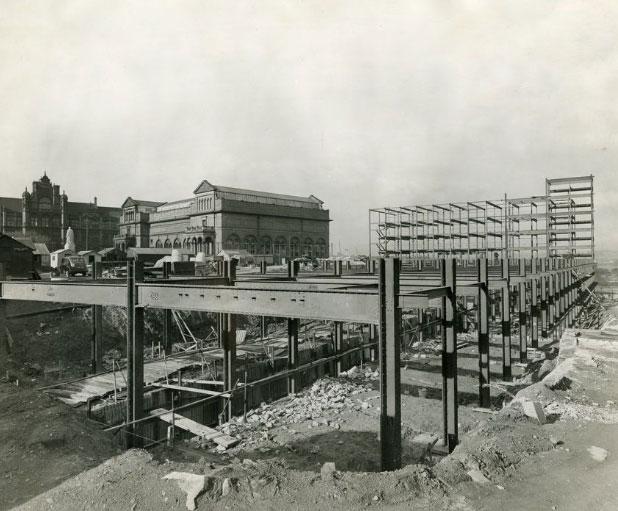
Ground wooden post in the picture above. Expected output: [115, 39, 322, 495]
[379, 258, 401, 471]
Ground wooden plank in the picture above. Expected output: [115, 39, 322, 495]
[151, 382, 231, 398]
[150, 408, 239, 448]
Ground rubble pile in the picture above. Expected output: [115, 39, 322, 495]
[216, 376, 374, 449]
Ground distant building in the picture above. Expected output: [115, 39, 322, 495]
[0, 173, 121, 252]
[115, 180, 330, 261]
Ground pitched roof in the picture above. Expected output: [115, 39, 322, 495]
[121, 197, 165, 208]
[0, 197, 22, 212]
[193, 180, 322, 205]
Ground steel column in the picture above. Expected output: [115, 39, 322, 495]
[222, 312, 237, 421]
[0, 299, 7, 355]
[287, 318, 299, 394]
[91, 304, 103, 373]
[163, 262, 173, 352]
[442, 258, 458, 452]
[540, 258, 548, 338]
[334, 322, 344, 376]
[518, 259, 528, 362]
[501, 258, 512, 380]
[530, 259, 539, 349]
[379, 257, 401, 471]
[126, 261, 144, 449]
[477, 259, 490, 408]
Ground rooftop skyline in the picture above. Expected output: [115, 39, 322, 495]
[2, 1, 617, 253]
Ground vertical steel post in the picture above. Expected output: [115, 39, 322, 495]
[287, 318, 299, 394]
[518, 259, 528, 363]
[163, 262, 173, 352]
[530, 259, 539, 349]
[126, 260, 144, 449]
[379, 258, 401, 471]
[501, 258, 512, 380]
[548, 258, 555, 338]
[477, 258, 490, 408]
[334, 322, 344, 376]
[91, 262, 103, 373]
[441, 258, 458, 452]
[540, 258, 548, 338]
[0, 297, 7, 356]
[222, 312, 236, 421]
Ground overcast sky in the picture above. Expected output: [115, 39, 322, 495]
[1, 0, 617, 253]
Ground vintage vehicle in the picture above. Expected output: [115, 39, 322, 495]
[54, 255, 88, 276]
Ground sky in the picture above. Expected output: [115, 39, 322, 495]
[1, 0, 617, 253]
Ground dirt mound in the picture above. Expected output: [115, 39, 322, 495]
[0, 383, 118, 510]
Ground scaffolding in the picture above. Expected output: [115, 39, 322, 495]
[369, 175, 594, 261]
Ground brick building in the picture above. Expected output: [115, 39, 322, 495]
[0, 173, 121, 252]
[115, 180, 330, 260]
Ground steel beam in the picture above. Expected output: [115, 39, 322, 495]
[287, 318, 299, 394]
[137, 284, 379, 324]
[442, 258, 458, 452]
[477, 259, 490, 408]
[379, 258, 401, 471]
[1, 281, 126, 306]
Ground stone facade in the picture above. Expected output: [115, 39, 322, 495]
[115, 180, 330, 260]
[0, 173, 121, 252]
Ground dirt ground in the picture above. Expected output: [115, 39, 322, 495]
[4, 304, 618, 510]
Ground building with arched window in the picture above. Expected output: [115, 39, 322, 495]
[115, 179, 330, 261]
[0, 173, 121, 251]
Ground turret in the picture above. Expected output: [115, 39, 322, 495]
[22, 187, 30, 235]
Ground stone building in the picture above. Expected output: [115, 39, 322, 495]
[0, 173, 121, 252]
[115, 179, 330, 260]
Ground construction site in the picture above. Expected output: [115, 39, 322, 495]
[1, 171, 617, 510]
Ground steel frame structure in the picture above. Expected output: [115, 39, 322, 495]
[0, 256, 596, 471]
[369, 175, 594, 260]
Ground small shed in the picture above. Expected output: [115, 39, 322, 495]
[217, 249, 255, 266]
[98, 247, 126, 262]
[50, 248, 76, 269]
[0, 234, 34, 279]
[126, 247, 194, 265]
[78, 250, 102, 265]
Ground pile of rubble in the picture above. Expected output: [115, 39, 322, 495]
[215, 376, 374, 449]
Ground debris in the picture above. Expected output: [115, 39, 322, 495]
[588, 446, 608, 462]
[162, 472, 206, 511]
[467, 469, 490, 484]
[521, 401, 546, 424]
[321, 462, 337, 479]
[549, 436, 563, 446]
[221, 477, 233, 497]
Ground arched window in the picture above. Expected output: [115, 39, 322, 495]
[316, 238, 327, 258]
[303, 238, 313, 256]
[261, 236, 272, 254]
[274, 237, 287, 257]
[150, 238, 155, 248]
[290, 237, 300, 258]
[173, 238, 181, 248]
[164, 239, 172, 248]
[155, 240, 163, 248]
[197, 237, 203, 253]
[244, 235, 257, 254]
[226, 234, 240, 250]
[204, 237, 214, 255]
